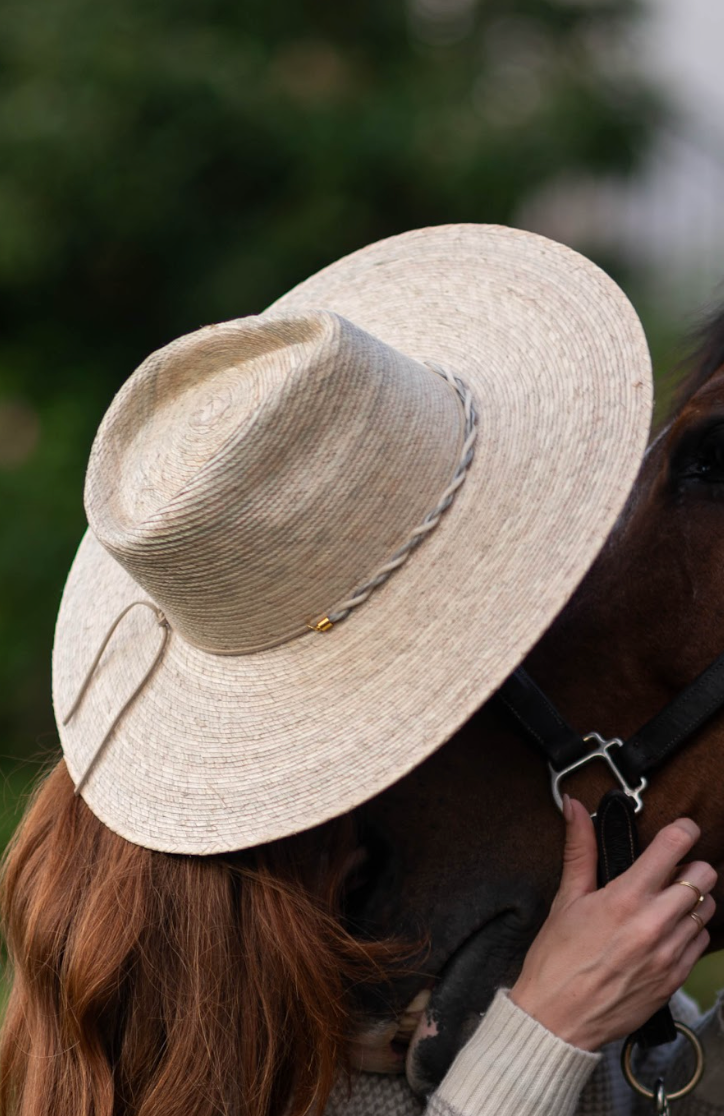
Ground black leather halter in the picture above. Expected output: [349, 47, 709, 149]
[494, 650, 724, 816]
[493, 654, 724, 1055]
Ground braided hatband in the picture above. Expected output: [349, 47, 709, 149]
[311, 362, 477, 630]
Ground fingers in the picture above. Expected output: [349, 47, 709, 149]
[639, 887, 715, 997]
[692, 893, 716, 929]
[668, 892, 716, 947]
[675, 924, 711, 986]
[658, 861, 718, 922]
[682, 893, 714, 939]
[557, 796, 598, 901]
[615, 818, 701, 895]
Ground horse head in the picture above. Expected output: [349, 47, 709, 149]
[348, 306, 724, 1094]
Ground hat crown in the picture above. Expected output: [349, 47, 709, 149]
[85, 310, 464, 652]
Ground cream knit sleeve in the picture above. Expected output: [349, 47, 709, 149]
[326, 989, 724, 1115]
[429, 988, 600, 1116]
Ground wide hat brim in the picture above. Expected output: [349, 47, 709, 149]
[53, 225, 652, 853]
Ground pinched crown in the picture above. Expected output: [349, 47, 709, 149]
[84, 311, 464, 653]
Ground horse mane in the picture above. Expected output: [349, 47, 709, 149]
[0, 762, 409, 1116]
[671, 302, 724, 414]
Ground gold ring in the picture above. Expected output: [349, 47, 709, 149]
[675, 879, 703, 903]
[689, 911, 705, 933]
[622, 1022, 704, 1100]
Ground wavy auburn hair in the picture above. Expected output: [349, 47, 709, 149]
[0, 761, 408, 1116]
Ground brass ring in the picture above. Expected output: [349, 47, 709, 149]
[622, 1022, 704, 1101]
[675, 879, 703, 903]
[689, 910, 705, 933]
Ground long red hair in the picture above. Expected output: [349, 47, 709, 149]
[0, 761, 408, 1116]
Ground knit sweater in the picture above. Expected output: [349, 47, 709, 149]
[326, 990, 724, 1116]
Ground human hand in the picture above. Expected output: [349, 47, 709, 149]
[509, 796, 716, 1052]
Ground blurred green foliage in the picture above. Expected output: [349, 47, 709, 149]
[0, 0, 660, 771]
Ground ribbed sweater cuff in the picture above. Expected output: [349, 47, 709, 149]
[433, 988, 600, 1116]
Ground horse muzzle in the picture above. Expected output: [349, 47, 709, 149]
[349, 988, 433, 1074]
[350, 898, 542, 1094]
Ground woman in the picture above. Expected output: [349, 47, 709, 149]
[1, 225, 721, 1115]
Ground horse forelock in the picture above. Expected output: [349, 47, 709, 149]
[670, 301, 724, 415]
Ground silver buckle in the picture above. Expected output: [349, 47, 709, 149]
[549, 732, 648, 816]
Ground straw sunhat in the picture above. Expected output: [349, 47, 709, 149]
[52, 224, 652, 854]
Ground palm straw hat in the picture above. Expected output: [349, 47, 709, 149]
[52, 225, 652, 854]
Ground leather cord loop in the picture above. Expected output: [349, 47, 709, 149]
[63, 601, 171, 796]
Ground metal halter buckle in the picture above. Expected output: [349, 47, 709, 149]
[549, 732, 648, 816]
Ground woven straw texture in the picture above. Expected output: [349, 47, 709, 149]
[53, 224, 652, 853]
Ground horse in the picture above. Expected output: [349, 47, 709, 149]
[5, 309, 724, 1116]
[348, 306, 724, 1094]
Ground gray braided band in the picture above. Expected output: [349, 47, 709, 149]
[311, 361, 478, 631]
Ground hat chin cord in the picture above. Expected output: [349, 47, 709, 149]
[63, 601, 170, 796]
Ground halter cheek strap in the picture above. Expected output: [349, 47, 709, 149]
[63, 601, 170, 795]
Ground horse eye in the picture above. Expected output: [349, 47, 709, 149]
[672, 421, 724, 488]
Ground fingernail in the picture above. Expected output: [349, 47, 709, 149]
[562, 793, 572, 823]
[673, 818, 700, 840]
